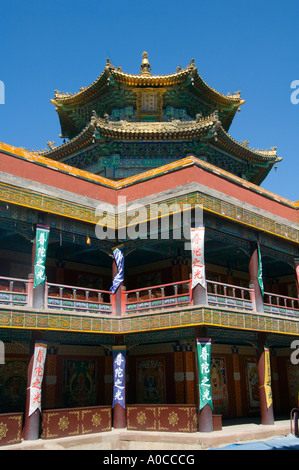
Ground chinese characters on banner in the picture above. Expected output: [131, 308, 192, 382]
[264, 347, 273, 410]
[257, 242, 264, 296]
[191, 226, 206, 290]
[196, 339, 213, 411]
[112, 347, 126, 409]
[33, 225, 50, 289]
[110, 246, 124, 294]
[29, 342, 47, 416]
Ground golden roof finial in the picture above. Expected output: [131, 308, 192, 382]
[140, 51, 151, 76]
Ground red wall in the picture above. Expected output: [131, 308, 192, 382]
[0, 151, 116, 203]
[1, 151, 297, 224]
[120, 166, 297, 223]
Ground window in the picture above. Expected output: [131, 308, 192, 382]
[141, 93, 157, 112]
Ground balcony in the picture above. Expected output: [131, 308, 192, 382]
[46, 282, 112, 315]
[0, 276, 30, 307]
[0, 275, 298, 320]
[123, 280, 192, 315]
[264, 291, 299, 317]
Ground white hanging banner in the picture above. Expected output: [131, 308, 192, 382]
[191, 226, 206, 290]
[28, 341, 47, 417]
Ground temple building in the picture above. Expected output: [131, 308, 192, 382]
[0, 53, 298, 444]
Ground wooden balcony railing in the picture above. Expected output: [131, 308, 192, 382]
[0, 275, 298, 320]
[0, 276, 29, 307]
[264, 291, 299, 317]
[122, 279, 192, 315]
[122, 280, 255, 315]
[46, 282, 112, 315]
[207, 280, 254, 311]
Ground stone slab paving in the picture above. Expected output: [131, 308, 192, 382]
[0, 420, 292, 451]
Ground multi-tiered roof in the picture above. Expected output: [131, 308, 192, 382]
[40, 52, 281, 184]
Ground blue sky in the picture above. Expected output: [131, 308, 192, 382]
[0, 0, 298, 201]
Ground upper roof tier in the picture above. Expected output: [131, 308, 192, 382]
[41, 53, 281, 185]
[50, 52, 245, 140]
[39, 110, 281, 185]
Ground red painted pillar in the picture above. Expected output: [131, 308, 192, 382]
[192, 283, 208, 306]
[113, 403, 127, 429]
[198, 402, 213, 432]
[27, 274, 34, 308]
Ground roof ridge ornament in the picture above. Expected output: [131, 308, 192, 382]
[188, 58, 196, 68]
[46, 141, 55, 150]
[90, 110, 99, 124]
[140, 51, 152, 76]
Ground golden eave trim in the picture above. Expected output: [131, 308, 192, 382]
[0, 305, 298, 336]
[50, 63, 244, 108]
[0, 178, 297, 244]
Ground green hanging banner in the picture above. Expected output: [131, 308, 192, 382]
[196, 338, 213, 411]
[33, 225, 50, 289]
[257, 242, 264, 296]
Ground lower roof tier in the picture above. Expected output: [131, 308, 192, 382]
[0, 141, 297, 241]
[38, 113, 281, 186]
